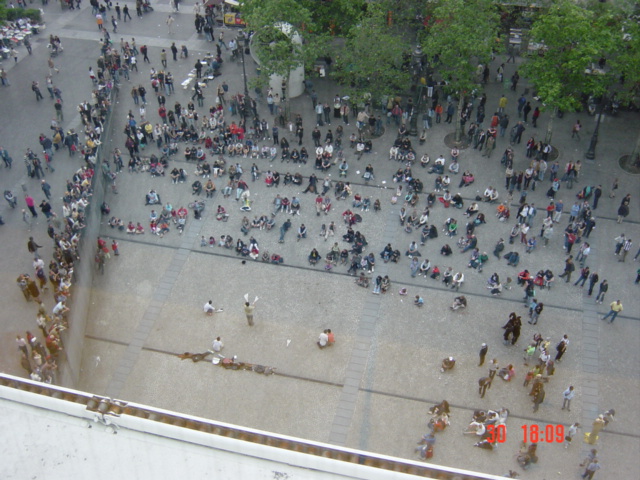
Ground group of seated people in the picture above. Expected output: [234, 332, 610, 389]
[380, 243, 401, 263]
[184, 146, 206, 162]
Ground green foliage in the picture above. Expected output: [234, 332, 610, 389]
[605, 13, 640, 105]
[0, 4, 42, 23]
[331, 6, 411, 101]
[521, 0, 619, 113]
[421, 0, 500, 96]
[241, 0, 327, 83]
[300, 0, 365, 35]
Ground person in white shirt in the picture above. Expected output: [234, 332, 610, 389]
[203, 300, 223, 316]
[212, 336, 224, 352]
[317, 331, 329, 348]
[562, 386, 575, 411]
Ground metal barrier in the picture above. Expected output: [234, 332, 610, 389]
[0, 373, 507, 480]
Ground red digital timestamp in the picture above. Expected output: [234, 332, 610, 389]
[485, 425, 507, 443]
[522, 424, 565, 443]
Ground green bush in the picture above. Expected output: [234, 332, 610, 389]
[1, 6, 42, 24]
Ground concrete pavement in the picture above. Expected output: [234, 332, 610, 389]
[0, 4, 638, 479]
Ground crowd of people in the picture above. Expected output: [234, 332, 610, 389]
[5, 6, 637, 477]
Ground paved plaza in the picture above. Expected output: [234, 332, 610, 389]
[1, 4, 639, 478]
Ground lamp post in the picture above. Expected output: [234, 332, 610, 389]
[238, 31, 251, 121]
[409, 45, 425, 136]
[585, 97, 604, 160]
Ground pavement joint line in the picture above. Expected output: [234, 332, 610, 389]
[81, 331, 640, 440]
[100, 237, 640, 320]
[103, 216, 209, 398]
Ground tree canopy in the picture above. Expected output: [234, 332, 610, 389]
[520, 0, 620, 113]
[240, 0, 323, 82]
[331, 5, 411, 102]
[420, 0, 500, 141]
[421, 0, 500, 96]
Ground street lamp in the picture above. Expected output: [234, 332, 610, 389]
[238, 31, 251, 121]
[409, 45, 425, 136]
[585, 97, 605, 160]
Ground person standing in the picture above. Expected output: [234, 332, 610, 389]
[592, 185, 602, 209]
[555, 334, 569, 362]
[488, 359, 498, 382]
[595, 279, 608, 304]
[32, 81, 44, 101]
[170, 42, 178, 61]
[478, 343, 488, 366]
[602, 300, 623, 323]
[561, 385, 575, 411]
[587, 272, 599, 296]
[532, 384, 545, 412]
[111, 239, 120, 256]
[25, 195, 38, 218]
[619, 238, 632, 262]
[166, 15, 175, 35]
[523, 102, 532, 122]
[244, 300, 256, 326]
[586, 415, 605, 444]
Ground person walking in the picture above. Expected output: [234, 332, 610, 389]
[40, 180, 52, 200]
[27, 236, 42, 258]
[529, 302, 544, 325]
[478, 343, 488, 366]
[574, 266, 590, 287]
[564, 422, 580, 448]
[478, 376, 491, 398]
[601, 300, 623, 323]
[558, 256, 575, 283]
[581, 459, 601, 479]
[244, 300, 256, 326]
[160, 49, 167, 68]
[561, 386, 575, 411]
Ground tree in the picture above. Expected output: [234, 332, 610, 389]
[331, 5, 412, 105]
[520, 0, 620, 144]
[240, 0, 325, 86]
[421, 0, 500, 142]
[300, 0, 366, 36]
